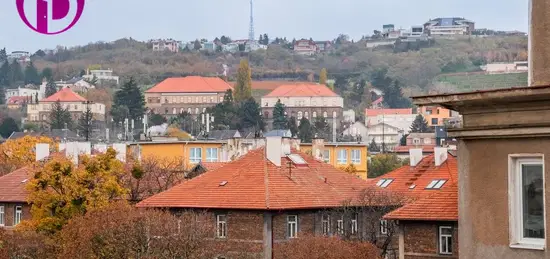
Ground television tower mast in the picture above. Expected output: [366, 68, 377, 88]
[248, 0, 255, 42]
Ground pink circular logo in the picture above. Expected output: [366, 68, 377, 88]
[16, 0, 85, 35]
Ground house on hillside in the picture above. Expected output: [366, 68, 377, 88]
[83, 69, 120, 85]
[366, 123, 402, 151]
[261, 84, 344, 133]
[293, 39, 318, 55]
[136, 137, 380, 258]
[5, 86, 41, 101]
[150, 39, 181, 53]
[55, 77, 95, 93]
[365, 109, 416, 134]
[145, 76, 233, 118]
[7, 96, 32, 110]
[424, 17, 475, 36]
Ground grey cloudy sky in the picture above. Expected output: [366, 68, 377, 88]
[0, 0, 527, 52]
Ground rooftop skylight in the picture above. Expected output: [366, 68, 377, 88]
[426, 179, 447, 189]
[376, 179, 394, 188]
[287, 154, 308, 166]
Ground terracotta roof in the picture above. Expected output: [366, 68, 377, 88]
[201, 162, 228, 171]
[146, 76, 233, 93]
[137, 148, 370, 210]
[41, 88, 87, 102]
[264, 84, 339, 98]
[230, 81, 310, 90]
[7, 96, 32, 105]
[393, 145, 436, 153]
[0, 167, 30, 202]
[368, 154, 457, 199]
[365, 109, 413, 116]
[384, 184, 458, 221]
[372, 96, 384, 105]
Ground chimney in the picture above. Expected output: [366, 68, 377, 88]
[529, 0, 550, 86]
[35, 143, 50, 161]
[266, 136, 282, 166]
[282, 137, 291, 155]
[65, 142, 91, 164]
[409, 148, 423, 167]
[290, 138, 301, 151]
[434, 147, 448, 167]
[112, 143, 127, 162]
[312, 137, 325, 160]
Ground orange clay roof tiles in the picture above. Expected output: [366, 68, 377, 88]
[384, 184, 458, 221]
[136, 148, 371, 210]
[0, 167, 30, 202]
[41, 88, 87, 102]
[146, 76, 233, 93]
[264, 84, 339, 97]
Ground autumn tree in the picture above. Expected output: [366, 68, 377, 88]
[24, 148, 127, 234]
[272, 99, 288, 130]
[410, 114, 431, 133]
[234, 59, 252, 102]
[275, 235, 380, 259]
[166, 125, 192, 139]
[367, 153, 404, 178]
[49, 100, 72, 130]
[339, 163, 358, 176]
[319, 68, 328, 86]
[0, 136, 54, 176]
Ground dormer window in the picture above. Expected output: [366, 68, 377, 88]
[376, 179, 394, 188]
[426, 179, 447, 189]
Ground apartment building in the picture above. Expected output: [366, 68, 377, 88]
[424, 17, 475, 36]
[293, 39, 318, 55]
[137, 137, 373, 258]
[418, 106, 455, 127]
[365, 108, 416, 134]
[261, 84, 344, 131]
[145, 76, 233, 118]
[150, 39, 181, 52]
[82, 69, 120, 84]
[5, 86, 41, 101]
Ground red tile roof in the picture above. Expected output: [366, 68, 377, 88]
[393, 145, 436, 153]
[368, 154, 457, 199]
[146, 76, 233, 93]
[230, 81, 310, 90]
[372, 96, 384, 105]
[0, 167, 30, 202]
[137, 149, 370, 210]
[201, 162, 228, 171]
[264, 84, 339, 98]
[41, 88, 87, 102]
[365, 108, 413, 116]
[7, 96, 32, 105]
[384, 184, 458, 221]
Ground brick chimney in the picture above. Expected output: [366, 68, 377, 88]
[529, 0, 550, 86]
[311, 137, 325, 160]
[409, 148, 423, 167]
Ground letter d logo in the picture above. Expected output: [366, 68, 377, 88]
[16, 0, 85, 35]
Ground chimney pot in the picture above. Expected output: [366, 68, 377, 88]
[409, 148, 423, 167]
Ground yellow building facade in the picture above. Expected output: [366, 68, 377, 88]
[300, 143, 368, 180]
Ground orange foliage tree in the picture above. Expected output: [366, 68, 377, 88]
[0, 136, 54, 176]
[275, 235, 380, 259]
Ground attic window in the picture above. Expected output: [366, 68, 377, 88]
[219, 181, 228, 186]
[426, 179, 447, 189]
[21, 179, 28, 183]
[409, 184, 416, 189]
[376, 179, 393, 188]
[287, 154, 308, 166]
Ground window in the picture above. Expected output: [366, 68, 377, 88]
[426, 179, 447, 189]
[180, 97, 184, 103]
[376, 179, 394, 188]
[323, 150, 330, 163]
[337, 150, 347, 164]
[14, 206, 22, 225]
[206, 148, 218, 162]
[312, 111, 317, 118]
[187, 108, 192, 114]
[216, 214, 227, 238]
[195, 97, 199, 103]
[413, 138, 420, 145]
[323, 111, 328, 118]
[380, 219, 388, 235]
[337, 216, 344, 235]
[298, 111, 303, 120]
[351, 150, 361, 164]
[210, 97, 214, 103]
[322, 214, 330, 235]
[0, 206, 4, 226]
[190, 148, 202, 163]
[424, 138, 432, 144]
[439, 226, 453, 255]
[351, 213, 358, 234]
[287, 215, 298, 238]
[172, 108, 177, 114]
[195, 108, 199, 114]
[509, 156, 545, 249]
[431, 118, 438, 125]
[304, 111, 309, 119]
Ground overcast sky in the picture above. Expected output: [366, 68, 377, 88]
[0, 0, 528, 52]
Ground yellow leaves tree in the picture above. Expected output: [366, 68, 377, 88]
[339, 163, 358, 175]
[0, 136, 54, 176]
[166, 125, 192, 140]
[319, 68, 328, 86]
[24, 148, 127, 234]
[234, 59, 252, 102]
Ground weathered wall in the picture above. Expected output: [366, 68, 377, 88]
[459, 138, 550, 258]
[0, 203, 31, 228]
[403, 221, 458, 259]
[529, 0, 550, 86]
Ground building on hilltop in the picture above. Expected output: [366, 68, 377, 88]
[144, 76, 233, 118]
[136, 136, 375, 258]
[424, 17, 475, 36]
[150, 39, 181, 53]
[82, 69, 120, 85]
[26, 88, 106, 127]
[261, 83, 344, 133]
[5, 86, 41, 102]
[365, 108, 416, 134]
[54, 77, 95, 93]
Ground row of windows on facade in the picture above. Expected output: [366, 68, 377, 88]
[29, 114, 80, 122]
[0, 206, 23, 227]
[265, 99, 340, 107]
[152, 107, 208, 115]
[29, 104, 102, 112]
[148, 96, 223, 104]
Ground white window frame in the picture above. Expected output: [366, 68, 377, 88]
[190, 148, 202, 163]
[287, 215, 298, 238]
[376, 179, 394, 188]
[351, 150, 361, 164]
[508, 155, 546, 250]
[351, 213, 358, 234]
[337, 216, 344, 235]
[322, 214, 330, 236]
[14, 206, 22, 225]
[206, 148, 218, 162]
[0, 205, 4, 226]
[337, 149, 347, 164]
[439, 226, 453, 255]
[216, 214, 227, 238]
[323, 150, 330, 163]
[380, 219, 388, 235]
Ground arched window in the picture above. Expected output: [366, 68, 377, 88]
[195, 108, 200, 114]
[313, 111, 317, 118]
[333, 111, 337, 118]
[323, 111, 328, 118]
[298, 111, 303, 120]
[305, 111, 309, 119]
[172, 108, 177, 114]
[202, 108, 206, 113]
[180, 108, 184, 114]
[187, 108, 192, 114]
